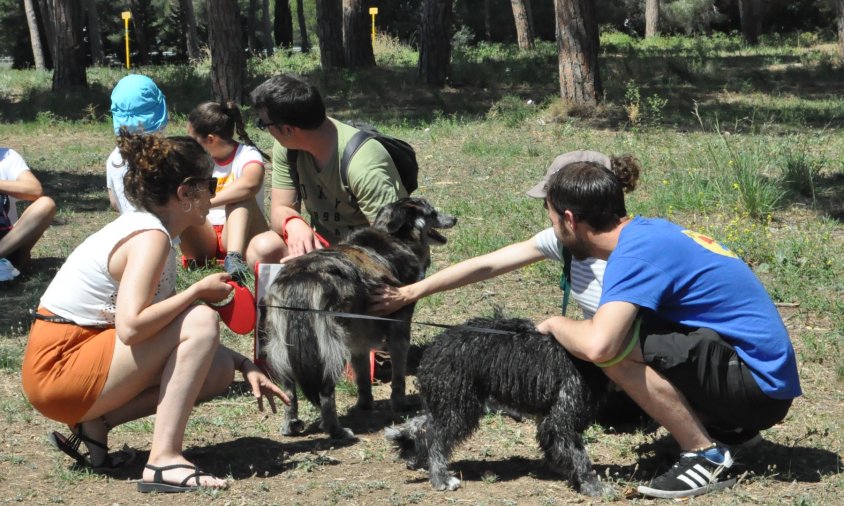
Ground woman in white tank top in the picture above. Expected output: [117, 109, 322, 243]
[22, 132, 288, 494]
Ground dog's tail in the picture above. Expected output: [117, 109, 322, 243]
[264, 273, 350, 405]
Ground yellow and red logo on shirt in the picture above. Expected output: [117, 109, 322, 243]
[682, 230, 738, 259]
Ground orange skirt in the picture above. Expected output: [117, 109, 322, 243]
[21, 311, 116, 425]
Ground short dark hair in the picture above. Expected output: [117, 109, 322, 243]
[546, 156, 640, 232]
[250, 74, 326, 130]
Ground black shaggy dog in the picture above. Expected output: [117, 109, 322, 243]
[263, 197, 456, 439]
[386, 317, 611, 496]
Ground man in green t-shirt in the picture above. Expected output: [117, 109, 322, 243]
[246, 74, 407, 265]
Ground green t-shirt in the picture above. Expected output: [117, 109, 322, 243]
[271, 118, 407, 244]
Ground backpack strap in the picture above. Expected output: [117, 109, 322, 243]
[559, 244, 572, 316]
[339, 130, 376, 206]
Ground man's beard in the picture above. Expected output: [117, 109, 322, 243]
[567, 234, 591, 261]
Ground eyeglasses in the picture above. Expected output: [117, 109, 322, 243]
[181, 176, 218, 196]
[254, 118, 278, 131]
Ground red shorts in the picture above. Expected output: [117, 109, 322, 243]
[21, 310, 116, 425]
[181, 224, 226, 268]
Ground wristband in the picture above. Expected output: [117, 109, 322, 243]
[595, 317, 641, 369]
[281, 215, 306, 241]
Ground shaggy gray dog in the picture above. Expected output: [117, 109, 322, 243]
[385, 316, 610, 496]
[263, 198, 456, 439]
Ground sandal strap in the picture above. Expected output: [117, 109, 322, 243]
[73, 424, 108, 451]
[145, 463, 212, 487]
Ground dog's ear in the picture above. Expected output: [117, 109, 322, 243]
[381, 204, 411, 234]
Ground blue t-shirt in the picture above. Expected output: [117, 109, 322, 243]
[600, 217, 801, 400]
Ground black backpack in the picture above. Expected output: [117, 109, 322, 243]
[286, 122, 419, 206]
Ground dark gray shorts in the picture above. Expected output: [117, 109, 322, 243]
[639, 316, 792, 432]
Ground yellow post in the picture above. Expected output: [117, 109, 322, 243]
[369, 7, 378, 45]
[122, 11, 132, 69]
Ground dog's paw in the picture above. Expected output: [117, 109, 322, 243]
[281, 419, 305, 436]
[580, 479, 613, 498]
[432, 476, 461, 491]
[328, 426, 355, 439]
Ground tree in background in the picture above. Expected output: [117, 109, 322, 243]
[295, 0, 310, 52]
[645, 0, 660, 37]
[82, 0, 103, 65]
[248, 0, 259, 54]
[316, 0, 344, 68]
[38, 0, 87, 89]
[129, 0, 156, 65]
[181, 0, 201, 60]
[274, 0, 294, 47]
[206, 0, 245, 102]
[837, 0, 844, 58]
[24, 0, 46, 70]
[511, 0, 534, 49]
[738, 0, 764, 44]
[261, 0, 274, 56]
[419, 0, 454, 86]
[554, 0, 601, 105]
[343, 0, 375, 67]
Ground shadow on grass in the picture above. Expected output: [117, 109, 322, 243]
[3, 48, 842, 132]
[38, 169, 112, 214]
[0, 257, 64, 335]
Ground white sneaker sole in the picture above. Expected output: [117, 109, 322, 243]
[638, 477, 737, 499]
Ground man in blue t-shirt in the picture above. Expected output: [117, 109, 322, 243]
[533, 160, 801, 500]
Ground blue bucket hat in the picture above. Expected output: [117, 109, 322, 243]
[110, 74, 168, 135]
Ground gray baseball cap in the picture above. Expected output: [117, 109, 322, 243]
[525, 150, 611, 198]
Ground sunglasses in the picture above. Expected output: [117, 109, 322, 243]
[254, 118, 278, 131]
[181, 176, 218, 196]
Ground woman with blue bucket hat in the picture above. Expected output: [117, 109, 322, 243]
[106, 74, 168, 213]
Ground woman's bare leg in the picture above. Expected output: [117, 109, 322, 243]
[78, 305, 231, 488]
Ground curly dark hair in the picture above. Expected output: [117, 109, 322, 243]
[118, 129, 212, 212]
[546, 155, 641, 232]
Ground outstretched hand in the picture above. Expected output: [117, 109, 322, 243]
[369, 285, 413, 315]
[240, 359, 291, 413]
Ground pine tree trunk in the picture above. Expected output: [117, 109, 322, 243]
[248, 0, 258, 54]
[554, 0, 601, 105]
[206, 0, 246, 103]
[315, 0, 344, 68]
[296, 0, 311, 53]
[296, 0, 310, 52]
[41, 0, 87, 89]
[510, 0, 534, 50]
[82, 0, 103, 65]
[645, 0, 659, 38]
[343, 0, 375, 68]
[419, 0, 453, 87]
[262, 0, 275, 56]
[483, 0, 491, 40]
[35, 0, 56, 65]
[738, 0, 764, 45]
[180, 0, 201, 60]
[274, 0, 294, 47]
[836, 0, 844, 58]
[24, 0, 46, 70]
[129, 0, 150, 65]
